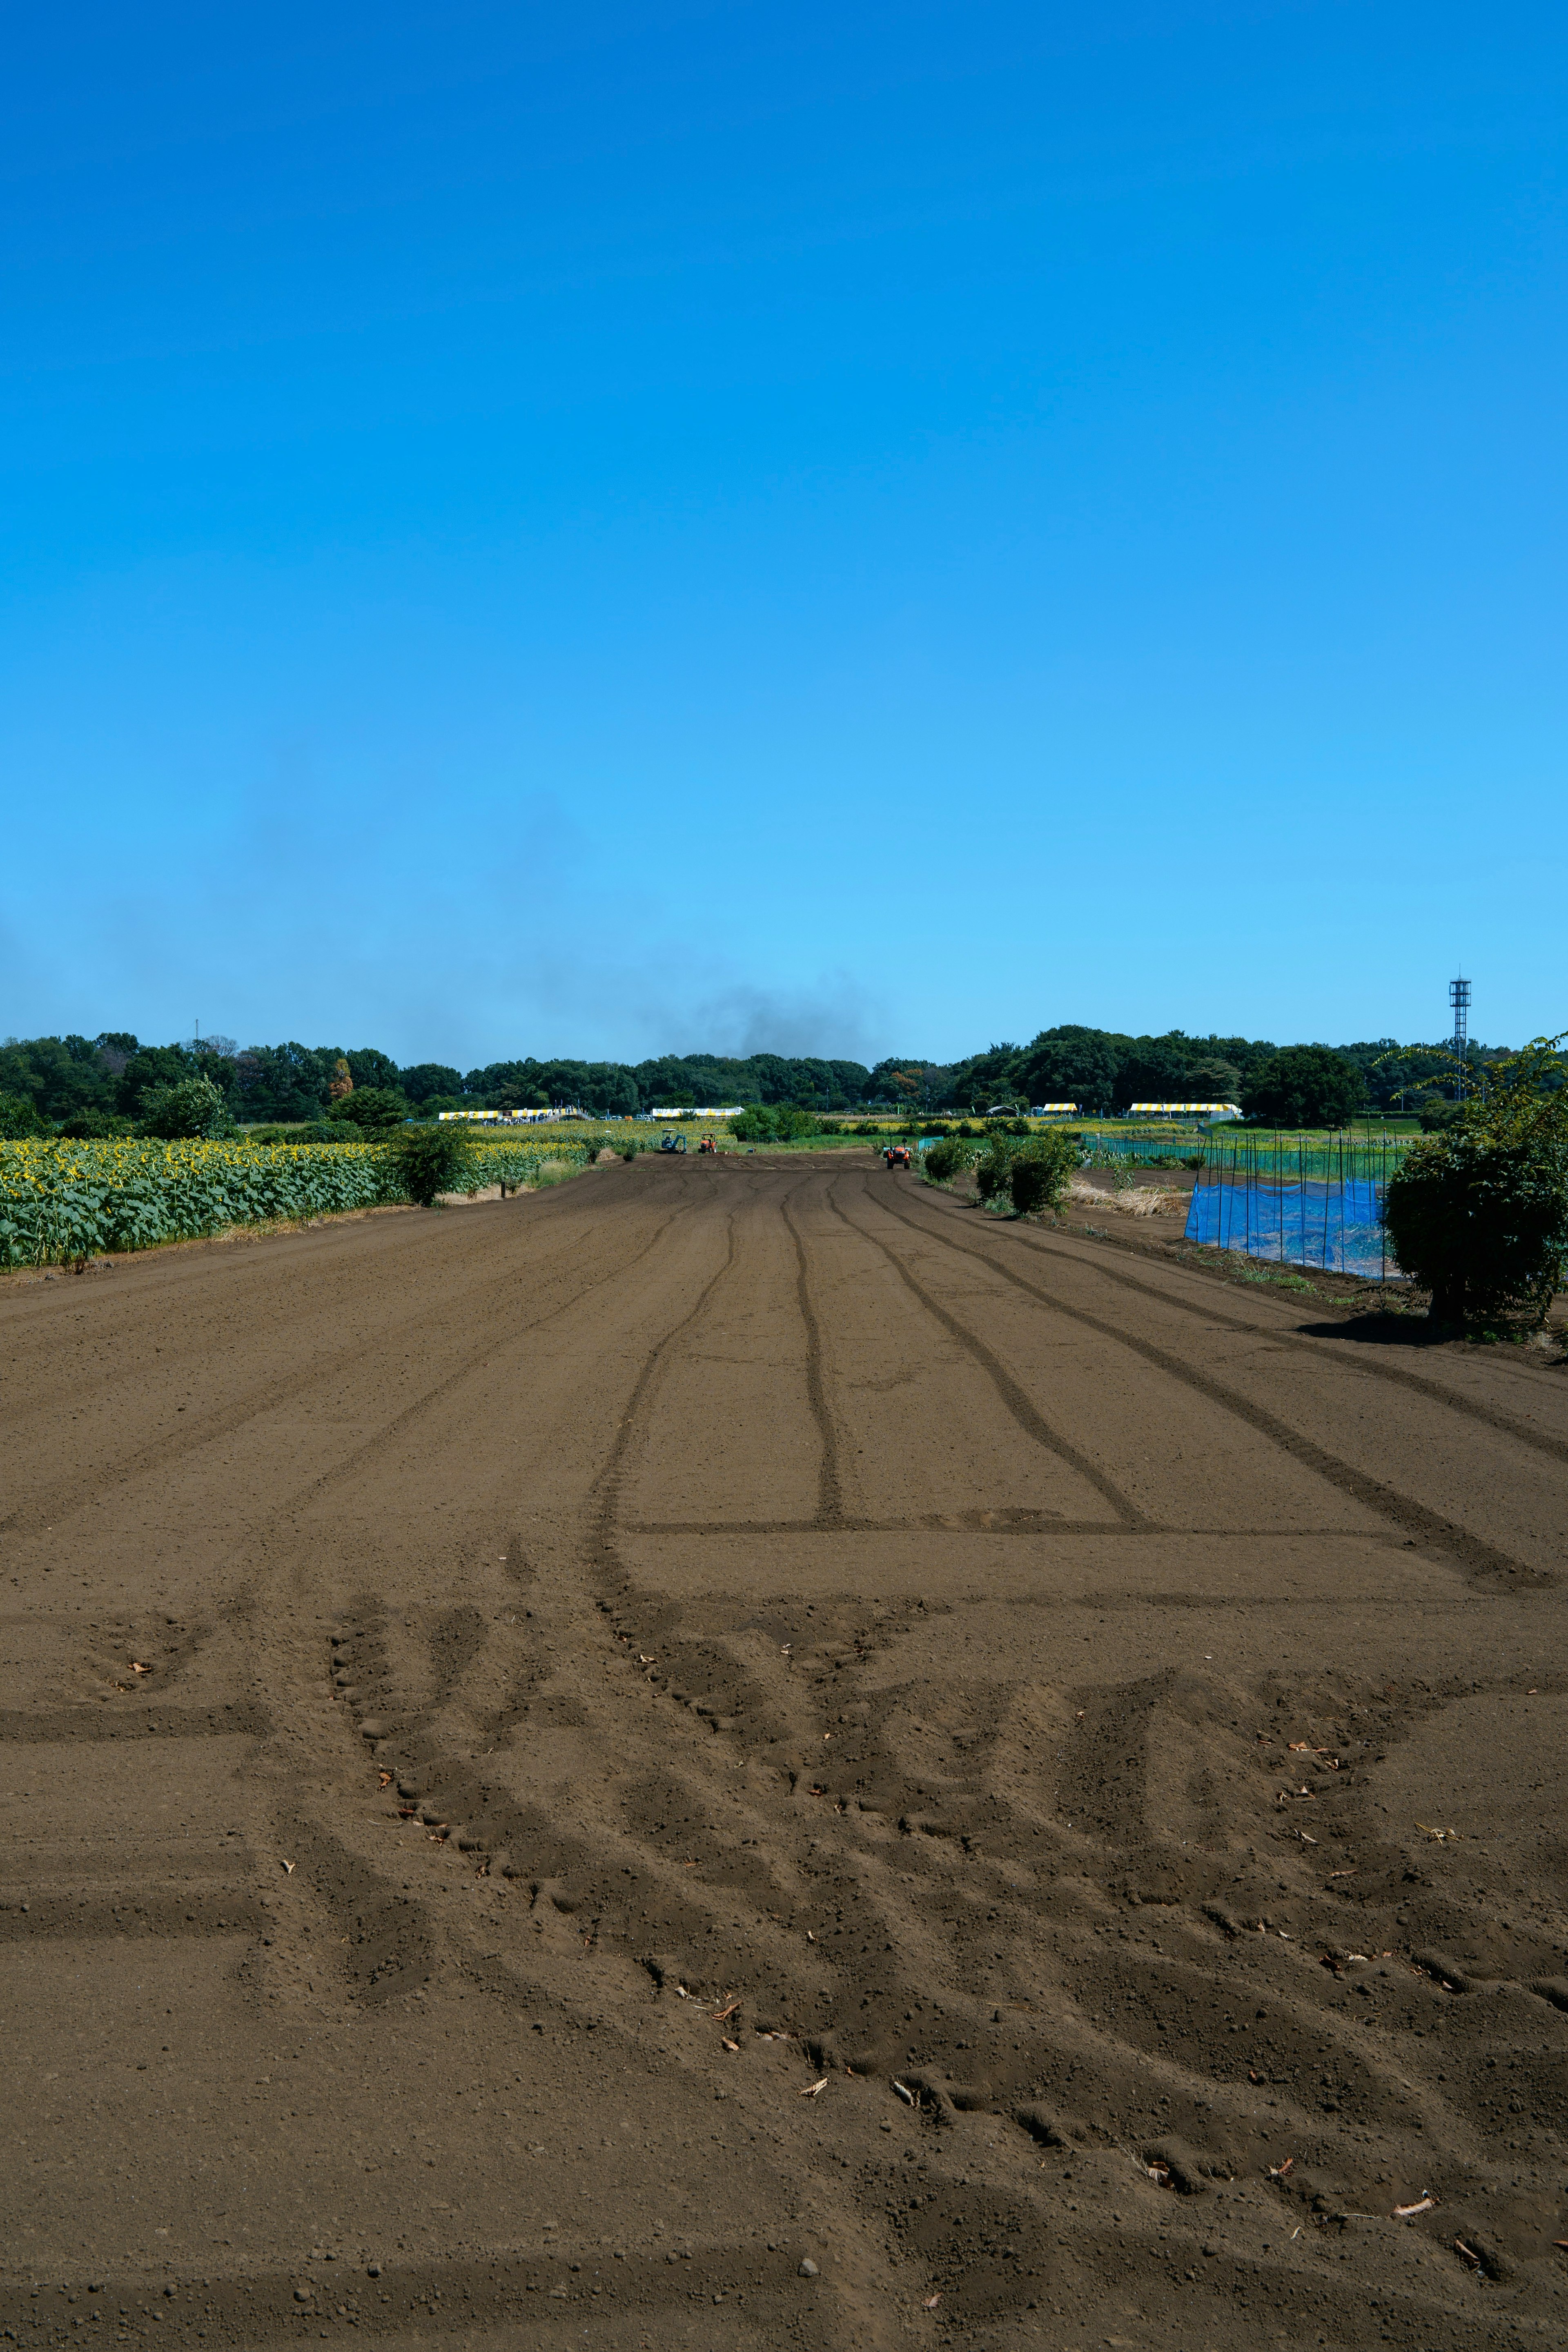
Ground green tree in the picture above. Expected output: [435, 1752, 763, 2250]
[1018, 1028, 1121, 1114]
[401, 1062, 465, 1104]
[118, 1043, 197, 1116]
[1185, 1059, 1242, 1102]
[922, 1136, 976, 1184]
[346, 1048, 400, 1092]
[1241, 1045, 1365, 1128]
[973, 1135, 1017, 1202]
[230, 1043, 336, 1123]
[731, 1103, 817, 1142]
[138, 1076, 236, 1138]
[0, 1091, 50, 1137]
[1009, 1131, 1078, 1216]
[329, 1087, 411, 1131]
[386, 1125, 474, 1206]
[1112, 1046, 1191, 1113]
[0, 1035, 119, 1123]
[1383, 1037, 1568, 1327]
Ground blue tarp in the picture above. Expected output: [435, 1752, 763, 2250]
[1183, 1178, 1396, 1280]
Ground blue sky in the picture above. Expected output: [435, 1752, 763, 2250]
[3, 1, 1564, 1066]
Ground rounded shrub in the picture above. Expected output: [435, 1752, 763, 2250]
[0, 1091, 49, 1138]
[385, 1125, 475, 1207]
[137, 1076, 236, 1139]
[922, 1137, 975, 1185]
[1383, 1128, 1568, 1326]
[974, 1139, 1015, 1201]
[1382, 1036, 1568, 1327]
[1007, 1131, 1077, 1218]
[329, 1086, 411, 1132]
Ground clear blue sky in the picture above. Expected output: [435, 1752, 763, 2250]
[3, 2, 1563, 1067]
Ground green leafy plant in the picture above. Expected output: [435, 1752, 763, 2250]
[56, 1110, 136, 1138]
[1382, 1034, 1568, 1328]
[0, 1091, 52, 1138]
[328, 1086, 411, 1131]
[974, 1137, 1016, 1202]
[730, 1104, 817, 1143]
[922, 1136, 976, 1185]
[385, 1124, 475, 1207]
[1007, 1131, 1078, 1217]
[137, 1076, 236, 1139]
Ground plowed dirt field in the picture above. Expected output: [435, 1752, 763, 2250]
[4, 1152, 1567, 2352]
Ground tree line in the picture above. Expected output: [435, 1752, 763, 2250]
[0, 1022, 1519, 1138]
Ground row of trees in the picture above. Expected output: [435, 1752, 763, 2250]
[0, 1022, 1526, 1138]
[0, 1035, 888, 1129]
[884, 1026, 1519, 1125]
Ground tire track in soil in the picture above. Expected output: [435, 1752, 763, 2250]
[7, 1155, 1568, 2352]
[824, 1175, 1147, 1528]
[944, 1196, 1568, 1468]
[292, 1189, 706, 1518]
[287, 1203, 792, 2017]
[0, 1189, 597, 1432]
[865, 1173, 1550, 1589]
[780, 1180, 847, 1528]
[0, 1187, 693, 1540]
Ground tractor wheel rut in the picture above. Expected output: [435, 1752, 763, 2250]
[3, 1152, 1565, 2352]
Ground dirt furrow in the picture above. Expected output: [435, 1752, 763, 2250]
[2, 1152, 1564, 2352]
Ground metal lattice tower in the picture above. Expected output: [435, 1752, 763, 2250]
[1449, 975, 1471, 1099]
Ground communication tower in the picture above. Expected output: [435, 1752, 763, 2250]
[1449, 975, 1471, 1100]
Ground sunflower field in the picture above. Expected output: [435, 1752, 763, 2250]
[0, 1130, 608, 1267]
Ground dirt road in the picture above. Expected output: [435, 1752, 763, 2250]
[4, 1154, 1567, 2350]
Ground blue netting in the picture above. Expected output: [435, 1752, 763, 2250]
[1183, 1178, 1394, 1279]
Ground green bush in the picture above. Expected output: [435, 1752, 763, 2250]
[385, 1125, 475, 1207]
[0, 1091, 51, 1138]
[1008, 1132, 1077, 1217]
[329, 1086, 411, 1132]
[731, 1104, 817, 1143]
[249, 1120, 352, 1145]
[922, 1137, 975, 1185]
[974, 1138, 1016, 1201]
[137, 1076, 236, 1139]
[56, 1110, 136, 1139]
[1382, 1037, 1568, 1327]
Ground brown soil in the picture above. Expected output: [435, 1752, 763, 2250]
[4, 1153, 1567, 2351]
